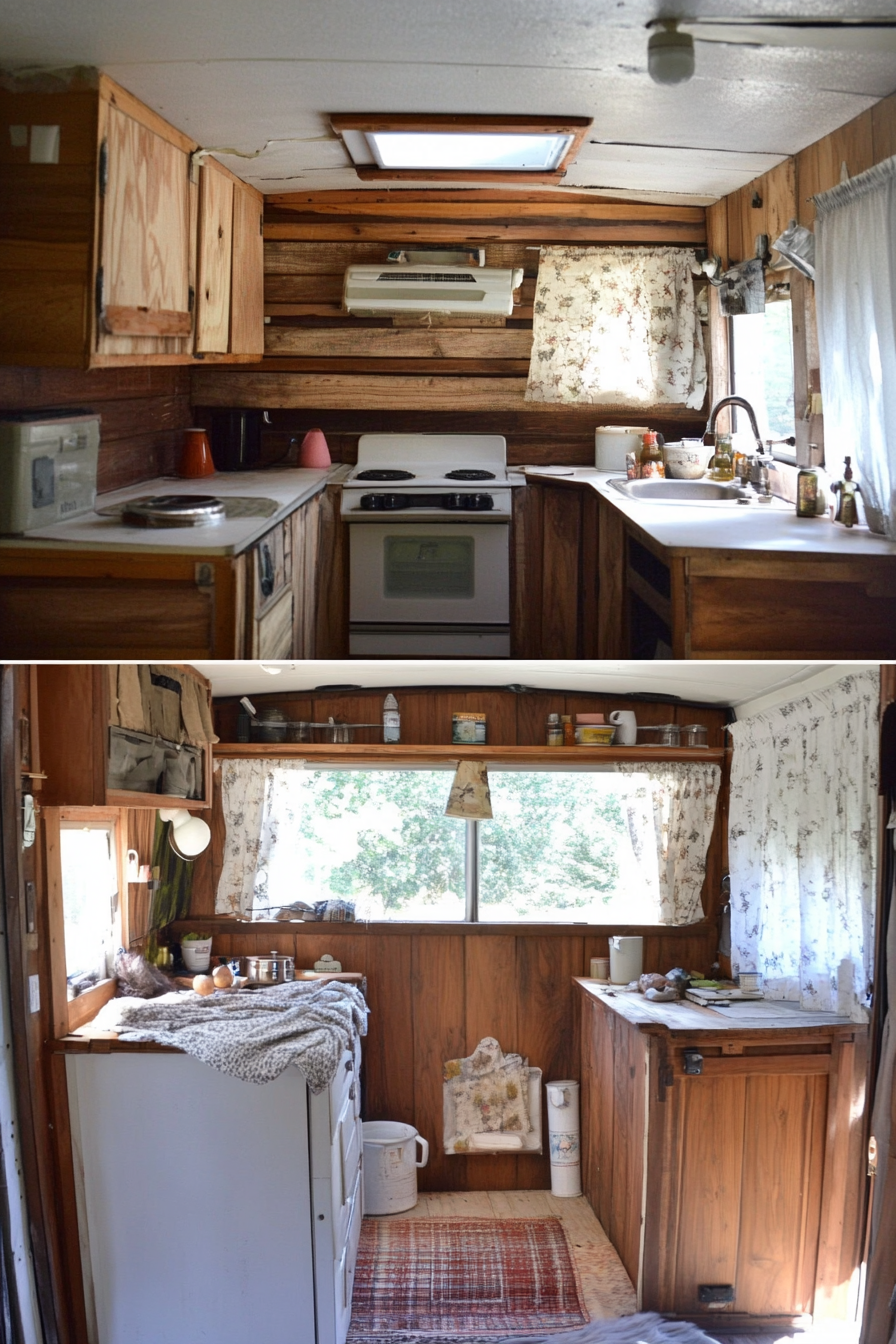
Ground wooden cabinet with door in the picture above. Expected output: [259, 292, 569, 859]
[577, 981, 866, 1332]
[0, 70, 263, 367]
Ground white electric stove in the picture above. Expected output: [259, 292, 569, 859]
[341, 435, 525, 656]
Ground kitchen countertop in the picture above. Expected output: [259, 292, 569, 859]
[525, 466, 896, 558]
[0, 467, 337, 557]
[576, 978, 855, 1031]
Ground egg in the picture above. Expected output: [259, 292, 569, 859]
[213, 964, 234, 989]
[193, 974, 215, 996]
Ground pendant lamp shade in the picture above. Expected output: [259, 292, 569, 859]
[158, 807, 211, 860]
[445, 760, 493, 820]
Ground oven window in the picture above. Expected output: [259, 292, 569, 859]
[384, 535, 475, 599]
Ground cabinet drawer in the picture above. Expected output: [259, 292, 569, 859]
[253, 520, 292, 616]
[330, 1051, 358, 1137]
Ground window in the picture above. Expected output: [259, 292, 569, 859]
[234, 762, 720, 927]
[331, 115, 591, 184]
[60, 821, 120, 992]
[730, 298, 796, 458]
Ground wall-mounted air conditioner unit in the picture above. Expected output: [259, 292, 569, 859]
[343, 264, 524, 316]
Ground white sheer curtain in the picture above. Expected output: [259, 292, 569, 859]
[815, 157, 896, 537]
[613, 762, 722, 925]
[728, 670, 879, 1020]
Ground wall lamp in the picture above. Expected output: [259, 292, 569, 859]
[158, 808, 211, 860]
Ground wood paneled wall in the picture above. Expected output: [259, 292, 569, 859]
[0, 365, 193, 492]
[169, 686, 730, 1191]
[707, 88, 896, 464]
[192, 190, 710, 464]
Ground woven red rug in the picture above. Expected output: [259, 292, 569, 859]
[348, 1217, 589, 1337]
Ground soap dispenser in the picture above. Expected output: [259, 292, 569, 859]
[832, 457, 860, 528]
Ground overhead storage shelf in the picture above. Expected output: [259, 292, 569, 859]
[215, 743, 726, 762]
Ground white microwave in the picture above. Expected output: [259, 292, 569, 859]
[0, 411, 100, 534]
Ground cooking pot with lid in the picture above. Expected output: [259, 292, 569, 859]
[243, 950, 296, 986]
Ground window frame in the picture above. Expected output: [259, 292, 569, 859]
[330, 114, 592, 184]
[44, 806, 127, 1037]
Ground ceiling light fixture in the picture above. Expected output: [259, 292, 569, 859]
[647, 20, 695, 85]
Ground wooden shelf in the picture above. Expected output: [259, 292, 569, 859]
[215, 743, 726, 763]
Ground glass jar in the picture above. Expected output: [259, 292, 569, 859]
[680, 723, 708, 748]
[656, 724, 681, 747]
[709, 433, 735, 481]
[287, 721, 310, 743]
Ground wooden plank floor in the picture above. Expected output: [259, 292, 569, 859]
[388, 1189, 638, 1320]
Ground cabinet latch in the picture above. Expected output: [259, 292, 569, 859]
[683, 1050, 703, 1075]
[98, 138, 108, 198]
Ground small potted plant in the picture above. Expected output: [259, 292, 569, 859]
[180, 932, 213, 973]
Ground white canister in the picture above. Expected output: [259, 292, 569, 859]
[609, 935, 644, 985]
[608, 709, 637, 745]
[595, 426, 649, 471]
[547, 1080, 582, 1198]
[361, 1121, 429, 1215]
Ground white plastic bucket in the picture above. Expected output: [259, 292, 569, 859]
[362, 1122, 429, 1215]
[610, 935, 644, 984]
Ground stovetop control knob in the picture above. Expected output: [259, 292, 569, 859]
[359, 494, 384, 510]
[465, 493, 494, 510]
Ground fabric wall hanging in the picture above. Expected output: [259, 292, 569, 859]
[525, 245, 707, 409]
[727, 669, 879, 1019]
[815, 155, 896, 537]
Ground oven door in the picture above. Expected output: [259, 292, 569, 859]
[349, 522, 509, 626]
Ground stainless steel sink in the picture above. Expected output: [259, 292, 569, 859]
[610, 478, 743, 503]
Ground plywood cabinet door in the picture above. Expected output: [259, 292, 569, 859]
[230, 180, 265, 355]
[195, 161, 234, 353]
[95, 100, 194, 356]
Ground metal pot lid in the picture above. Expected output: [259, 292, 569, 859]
[121, 495, 226, 528]
[247, 950, 294, 963]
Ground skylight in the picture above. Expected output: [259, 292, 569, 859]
[331, 114, 592, 183]
[366, 131, 573, 172]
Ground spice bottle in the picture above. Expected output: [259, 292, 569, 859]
[383, 693, 400, 742]
[561, 714, 575, 746]
[796, 466, 818, 517]
[546, 713, 563, 747]
[639, 432, 665, 479]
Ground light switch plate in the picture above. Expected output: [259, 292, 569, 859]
[28, 975, 40, 1014]
[30, 125, 60, 164]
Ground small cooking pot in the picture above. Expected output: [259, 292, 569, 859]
[243, 949, 296, 986]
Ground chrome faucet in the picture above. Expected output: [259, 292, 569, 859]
[704, 396, 764, 455]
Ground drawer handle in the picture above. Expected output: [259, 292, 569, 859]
[260, 543, 275, 598]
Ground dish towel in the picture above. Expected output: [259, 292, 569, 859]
[114, 981, 367, 1090]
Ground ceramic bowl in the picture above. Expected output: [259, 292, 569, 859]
[663, 440, 713, 479]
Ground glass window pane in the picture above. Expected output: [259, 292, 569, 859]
[60, 825, 119, 982]
[260, 770, 466, 921]
[479, 772, 659, 923]
[368, 132, 571, 171]
[384, 536, 475, 600]
[730, 301, 796, 447]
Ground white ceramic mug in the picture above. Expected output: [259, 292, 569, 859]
[608, 710, 637, 745]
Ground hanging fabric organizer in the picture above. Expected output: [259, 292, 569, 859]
[443, 1037, 542, 1155]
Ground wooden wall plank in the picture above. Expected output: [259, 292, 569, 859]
[412, 934, 466, 1191]
[464, 935, 519, 1190]
[264, 220, 706, 245]
[871, 89, 896, 163]
[609, 1018, 647, 1288]
[364, 933, 416, 1130]
[796, 109, 875, 228]
[267, 196, 706, 225]
[264, 327, 533, 359]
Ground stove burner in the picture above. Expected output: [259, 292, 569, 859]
[444, 469, 496, 481]
[121, 494, 226, 528]
[355, 469, 415, 481]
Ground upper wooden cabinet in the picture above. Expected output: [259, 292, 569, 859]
[0, 71, 263, 367]
[35, 663, 214, 809]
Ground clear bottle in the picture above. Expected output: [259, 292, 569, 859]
[639, 431, 665, 479]
[546, 713, 563, 747]
[709, 433, 735, 481]
[383, 693, 400, 742]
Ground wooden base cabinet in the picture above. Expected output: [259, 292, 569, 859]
[578, 983, 867, 1331]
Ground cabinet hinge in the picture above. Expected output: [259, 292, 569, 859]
[95, 266, 104, 320]
[98, 138, 108, 198]
[259, 213, 264, 237]
[188, 285, 195, 313]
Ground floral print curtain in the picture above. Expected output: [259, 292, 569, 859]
[613, 762, 722, 924]
[728, 670, 879, 1020]
[525, 245, 707, 409]
[216, 759, 276, 916]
